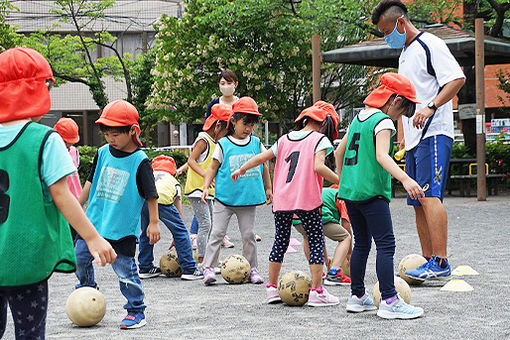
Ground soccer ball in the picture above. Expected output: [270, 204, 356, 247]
[66, 287, 106, 327]
[278, 271, 311, 306]
[220, 255, 251, 284]
[372, 276, 411, 308]
[398, 254, 427, 285]
[160, 249, 183, 277]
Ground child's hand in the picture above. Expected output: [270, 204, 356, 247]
[402, 177, 425, 200]
[231, 168, 246, 182]
[201, 189, 209, 204]
[147, 222, 161, 245]
[87, 236, 117, 266]
[265, 188, 273, 205]
[175, 169, 183, 177]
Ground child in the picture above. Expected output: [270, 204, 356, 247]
[335, 73, 425, 319]
[293, 185, 352, 286]
[54, 117, 82, 240]
[201, 97, 272, 285]
[184, 104, 233, 264]
[231, 100, 339, 306]
[0, 47, 115, 339]
[77, 99, 160, 329]
[137, 155, 202, 280]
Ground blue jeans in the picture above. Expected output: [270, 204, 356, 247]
[75, 238, 146, 313]
[346, 199, 397, 300]
[138, 203, 197, 274]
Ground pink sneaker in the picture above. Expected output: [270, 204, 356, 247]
[266, 285, 281, 304]
[307, 286, 340, 307]
[222, 235, 235, 248]
[250, 268, 264, 284]
[203, 267, 216, 285]
[190, 234, 197, 249]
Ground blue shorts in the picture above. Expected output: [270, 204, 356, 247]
[405, 135, 453, 206]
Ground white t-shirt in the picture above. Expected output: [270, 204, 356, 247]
[212, 135, 267, 164]
[398, 32, 465, 151]
[358, 107, 396, 137]
[271, 130, 334, 157]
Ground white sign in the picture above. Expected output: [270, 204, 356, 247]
[458, 104, 477, 120]
[476, 114, 485, 134]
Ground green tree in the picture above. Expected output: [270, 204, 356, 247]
[148, 0, 377, 125]
[0, 0, 20, 52]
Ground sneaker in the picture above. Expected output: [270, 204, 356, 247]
[266, 285, 281, 304]
[250, 268, 264, 284]
[405, 256, 451, 281]
[377, 295, 424, 320]
[203, 267, 216, 285]
[120, 312, 146, 329]
[346, 293, 377, 313]
[222, 235, 235, 248]
[324, 270, 351, 286]
[139, 267, 161, 279]
[181, 269, 203, 281]
[255, 234, 262, 242]
[214, 266, 221, 274]
[307, 287, 339, 307]
[190, 234, 197, 249]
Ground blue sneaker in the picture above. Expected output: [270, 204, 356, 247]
[346, 292, 377, 312]
[377, 294, 424, 319]
[405, 256, 451, 281]
[120, 312, 146, 329]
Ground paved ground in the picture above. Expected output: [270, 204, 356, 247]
[4, 196, 510, 339]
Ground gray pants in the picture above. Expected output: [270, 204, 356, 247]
[189, 198, 214, 258]
[203, 201, 258, 269]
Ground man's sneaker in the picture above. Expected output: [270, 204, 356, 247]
[405, 256, 451, 281]
[324, 270, 351, 286]
[181, 269, 203, 281]
[346, 293, 377, 312]
[307, 287, 339, 307]
[377, 295, 424, 319]
[266, 285, 281, 304]
[203, 267, 216, 285]
[222, 235, 235, 248]
[250, 268, 264, 284]
[120, 312, 146, 329]
[139, 267, 161, 279]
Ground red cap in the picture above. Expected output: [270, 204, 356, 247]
[0, 47, 54, 123]
[96, 100, 142, 146]
[232, 96, 261, 116]
[152, 155, 177, 176]
[295, 102, 340, 139]
[203, 103, 233, 131]
[54, 117, 80, 144]
[363, 73, 420, 108]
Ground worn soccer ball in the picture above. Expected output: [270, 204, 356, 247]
[66, 287, 106, 327]
[160, 249, 183, 277]
[372, 276, 412, 308]
[398, 254, 427, 285]
[278, 271, 312, 306]
[220, 255, 251, 284]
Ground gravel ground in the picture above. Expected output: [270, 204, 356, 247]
[4, 195, 510, 340]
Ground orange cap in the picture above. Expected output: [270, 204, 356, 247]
[203, 103, 233, 131]
[232, 96, 261, 116]
[363, 72, 420, 108]
[54, 117, 80, 144]
[96, 100, 142, 146]
[0, 47, 55, 123]
[152, 155, 177, 176]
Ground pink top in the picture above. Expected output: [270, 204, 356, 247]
[273, 131, 325, 212]
[67, 146, 82, 199]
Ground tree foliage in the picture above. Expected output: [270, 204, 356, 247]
[0, 0, 20, 52]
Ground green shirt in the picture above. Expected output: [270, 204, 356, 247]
[338, 111, 393, 203]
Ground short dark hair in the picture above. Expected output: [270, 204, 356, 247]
[227, 112, 259, 135]
[372, 1, 408, 25]
[218, 69, 238, 83]
[387, 94, 416, 118]
[98, 123, 132, 134]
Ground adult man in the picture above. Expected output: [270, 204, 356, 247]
[372, 1, 465, 281]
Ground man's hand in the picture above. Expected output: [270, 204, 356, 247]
[147, 222, 161, 245]
[413, 107, 435, 129]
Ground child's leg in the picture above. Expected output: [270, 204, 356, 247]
[74, 238, 97, 288]
[137, 202, 154, 272]
[324, 222, 351, 269]
[345, 202, 371, 298]
[190, 198, 212, 260]
[341, 219, 353, 260]
[362, 199, 397, 300]
[234, 206, 257, 268]
[4, 280, 48, 339]
[297, 209, 324, 289]
[202, 201, 233, 268]
[111, 254, 146, 313]
[159, 204, 196, 274]
[268, 211, 293, 285]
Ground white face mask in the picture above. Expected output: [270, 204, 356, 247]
[219, 84, 235, 97]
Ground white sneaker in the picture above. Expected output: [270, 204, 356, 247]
[346, 293, 377, 312]
[181, 269, 203, 281]
[377, 295, 424, 319]
[307, 287, 339, 307]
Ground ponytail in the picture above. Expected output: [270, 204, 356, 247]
[320, 115, 338, 142]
